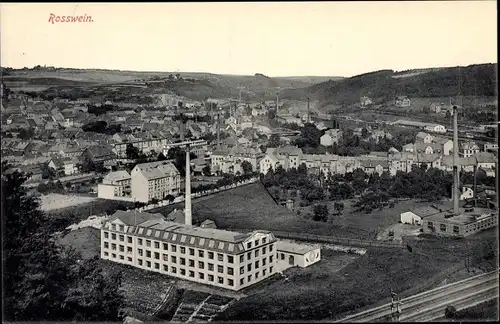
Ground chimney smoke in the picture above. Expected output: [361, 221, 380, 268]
[452, 106, 460, 215]
[184, 145, 192, 227]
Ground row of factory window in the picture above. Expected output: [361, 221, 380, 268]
[103, 234, 274, 262]
[465, 217, 497, 233]
[427, 222, 460, 233]
[102, 251, 274, 286]
[103, 242, 275, 271]
[428, 218, 497, 234]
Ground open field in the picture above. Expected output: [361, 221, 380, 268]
[39, 193, 98, 212]
[44, 198, 135, 233]
[216, 248, 462, 321]
[150, 182, 372, 239]
[298, 198, 430, 239]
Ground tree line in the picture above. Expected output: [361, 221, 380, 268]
[260, 163, 493, 217]
[2, 162, 125, 321]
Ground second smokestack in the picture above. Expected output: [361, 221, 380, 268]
[452, 106, 460, 215]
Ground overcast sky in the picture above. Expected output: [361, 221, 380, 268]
[1, 1, 497, 77]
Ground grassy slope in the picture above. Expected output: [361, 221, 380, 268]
[217, 248, 462, 321]
[150, 182, 371, 239]
[57, 227, 101, 259]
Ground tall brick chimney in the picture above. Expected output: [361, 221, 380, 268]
[184, 144, 192, 227]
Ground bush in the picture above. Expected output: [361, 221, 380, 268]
[445, 305, 457, 319]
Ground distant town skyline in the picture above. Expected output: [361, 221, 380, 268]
[1, 2, 497, 78]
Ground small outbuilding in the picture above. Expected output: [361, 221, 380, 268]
[276, 241, 321, 272]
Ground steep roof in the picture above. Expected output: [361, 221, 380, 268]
[359, 159, 389, 168]
[133, 160, 180, 180]
[416, 132, 431, 140]
[475, 152, 497, 164]
[433, 136, 452, 145]
[417, 153, 441, 163]
[103, 170, 131, 183]
[166, 209, 185, 224]
[109, 210, 164, 225]
[415, 142, 443, 153]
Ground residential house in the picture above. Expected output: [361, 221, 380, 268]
[461, 142, 480, 158]
[48, 157, 65, 175]
[130, 161, 181, 202]
[424, 124, 446, 133]
[82, 145, 117, 165]
[320, 129, 343, 147]
[211, 146, 263, 175]
[433, 137, 453, 156]
[475, 152, 497, 176]
[388, 152, 418, 175]
[360, 96, 373, 107]
[415, 142, 444, 155]
[359, 160, 389, 175]
[98, 170, 132, 200]
[416, 154, 442, 170]
[259, 146, 303, 173]
[440, 156, 476, 173]
[370, 130, 392, 143]
[415, 132, 434, 144]
[395, 96, 411, 107]
[430, 102, 443, 113]
[402, 143, 416, 153]
[17, 164, 44, 181]
[252, 106, 267, 116]
[484, 143, 498, 153]
[60, 145, 85, 159]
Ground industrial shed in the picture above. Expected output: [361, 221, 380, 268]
[276, 241, 321, 272]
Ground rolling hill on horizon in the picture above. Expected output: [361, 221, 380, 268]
[280, 63, 497, 107]
[3, 64, 496, 105]
[2, 68, 343, 101]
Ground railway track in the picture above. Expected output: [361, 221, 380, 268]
[401, 287, 498, 322]
[337, 270, 499, 323]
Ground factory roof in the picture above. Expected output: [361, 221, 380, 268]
[108, 211, 277, 255]
[421, 206, 497, 225]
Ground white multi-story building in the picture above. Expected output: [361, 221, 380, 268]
[211, 146, 263, 175]
[130, 161, 181, 202]
[101, 210, 320, 291]
[461, 142, 480, 158]
[259, 146, 390, 176]
[98, 170, 132, 200]
[112, 135, 172, 158]
[259, 146, 303, 173]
